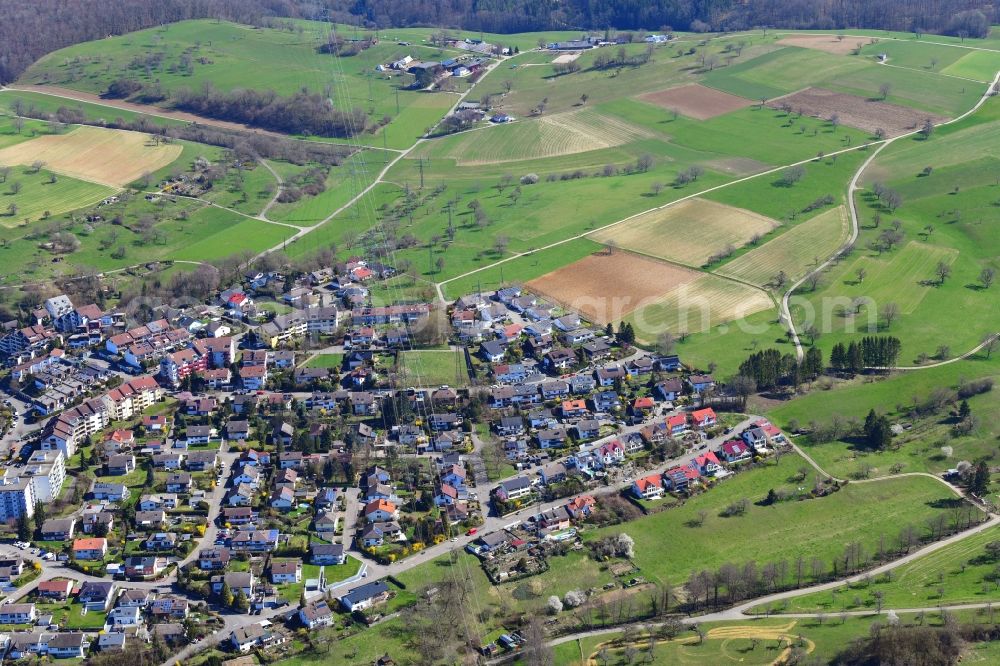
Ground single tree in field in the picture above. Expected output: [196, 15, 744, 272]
[6, 203, 17, 217]
[982, 334, 999, 359]
[773, 270, 788, 289]
[493, 235, 509, 255]
[879, 83, 892, 100]
[503, 80, 513, 94]
[935, 261, 952, 284]
[920, 118, 934, 139]
[9, 181, 22, 195]
[509, 186, 521, 205]
[435, 256, 445, 274]
[780, 165, 805, 186]
[12, 117, 23, 134]
[579, 93, 589, 105]
[979, 267, 996, 289]
[881, 302, 900, 329]
[829, 113, 840, 132]
[30, 160, 44, 174]
[650, 181, 664, 196]
[856, 267, 867, 284]
[657, 331, 676, 355]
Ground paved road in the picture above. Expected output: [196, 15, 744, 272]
[350, 416, 761, 582]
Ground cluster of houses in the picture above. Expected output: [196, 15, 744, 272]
[0, 579, 192, 659]
[545, 33, 672, 50]
[631, 418, 786, 500]
[376, 54, 488, 79]
[466, 493, 596, 582]
[358, 466, 403, 549]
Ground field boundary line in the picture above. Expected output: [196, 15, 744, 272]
[436, 140, 874, 301]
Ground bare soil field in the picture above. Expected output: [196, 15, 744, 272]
[551, 53, 581, 64]
[768, 87, 946, 136]
[526, 250, 700, 324]
[637, 84, 754, 120]
[588, 198, 779, 267]
[0, 125, 181, 186]
[777, 34, 863, 55]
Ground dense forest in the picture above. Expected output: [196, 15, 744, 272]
[343, 0, 996, 36]
[1, 0, 995, 85]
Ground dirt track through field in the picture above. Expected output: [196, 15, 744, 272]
[526, 250, 700, 324]
[638, 84, 754, 120]
[768, 87, 947, 136]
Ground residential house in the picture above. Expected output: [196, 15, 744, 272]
[37, 579, 73, 601]
[690, 451, 722, 476]
[72, 537, 107, 560]
[270, 560, 302, 584]
[338, 580, 390, 612]
[663, 465, 700, 492]
[688, 374, 715, 394]
[536, 428, 567, 449]
[493, 476, 532, 502]
[78, 581, 116, 611]
[691, 407, 717, 429]
[632, 474, 664, 500]
[655, 378, 684, 402]
[574, 419, 600, 440]
[496, 416, 525, 437]
[364, 499, 399, 523]
[299, 599, 334, 629]
[311, 543, 346, 566]
[40, 517, 76, 541]
[720, 439, 752, 464]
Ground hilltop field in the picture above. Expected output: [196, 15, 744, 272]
[8, 19, 1000, 371]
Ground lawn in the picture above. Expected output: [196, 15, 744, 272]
[303, 354, 343, 369]
[765, 355, 1000, 486]
[787, 111, 1000, 363]
[756, 524, 1000, 614]
[0, 167, 114, 227]
[441, 237, 604, 300]
[702, 147, 868, 222]
[0, 112, 52, 149]
[549, 613, 954, 666]
[265, 150, 391, 226]
[584, 454, 968, 586]
[666, 310, 792, 376]
[396, 349, 469, 388]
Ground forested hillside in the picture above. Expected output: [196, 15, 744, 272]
[0, 0, 310, 83]
[346, 0, 995, 36]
